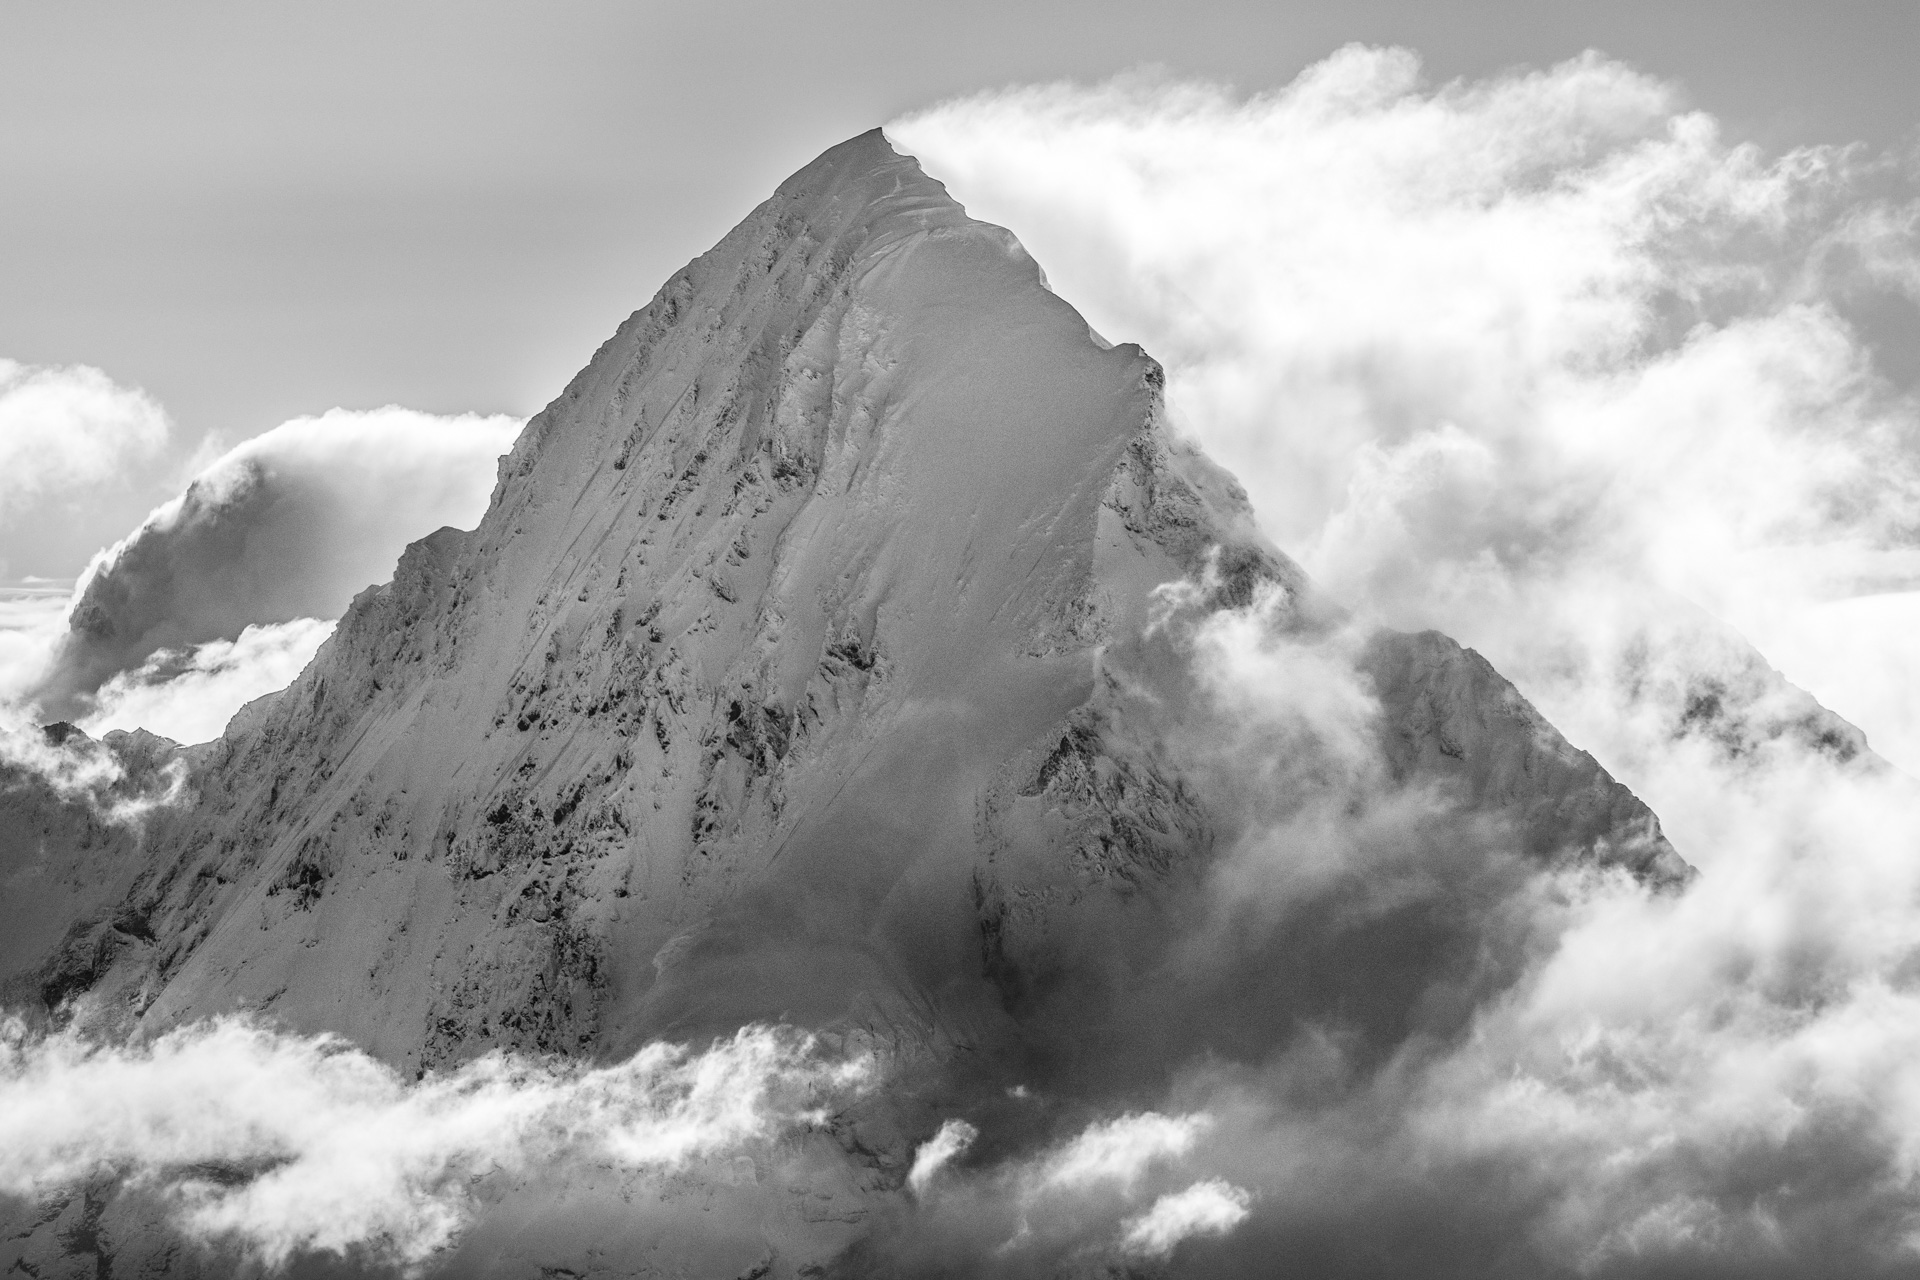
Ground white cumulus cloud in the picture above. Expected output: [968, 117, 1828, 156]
[0, 360, 170, 527]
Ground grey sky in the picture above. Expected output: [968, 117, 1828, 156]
[2, 0, 1916, 577]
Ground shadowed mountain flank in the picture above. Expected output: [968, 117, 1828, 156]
[2, 130, 1688, 1278]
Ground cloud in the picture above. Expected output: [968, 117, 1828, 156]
[1119, 1180, 1252, 1258]
[1397, 748, 1920, 1271]
[76, 617, 336, 746]
[0, 1016, 870, 1273]
[889, 47, 1920, 777]
[30, 406, 519, 719]
[883, 59, 1920, 1272]
[885, 1109, 1248, 1272]
[0, 360, 169, 532]
[1151, 567, 1381, 785]
[1740, 589, 1920, 770]
[1113, 576, 1920, 1277]
[908, 1119, 978, 1195]
[1035, 1112, 1211, 1196]
[0, 585, 71, 712]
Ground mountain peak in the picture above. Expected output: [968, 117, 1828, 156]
[43, 128, 1295, 1065]
[9, 125, 1676, 1060]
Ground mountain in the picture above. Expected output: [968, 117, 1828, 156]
[1, 130, 1687, 1278]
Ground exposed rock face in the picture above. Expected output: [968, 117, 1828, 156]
[1, 130, 1687, 1276]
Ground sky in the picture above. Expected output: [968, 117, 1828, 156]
[2, 0, 1918, 581]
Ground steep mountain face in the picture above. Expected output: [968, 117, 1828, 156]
[4, 130, 1687, 1276]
